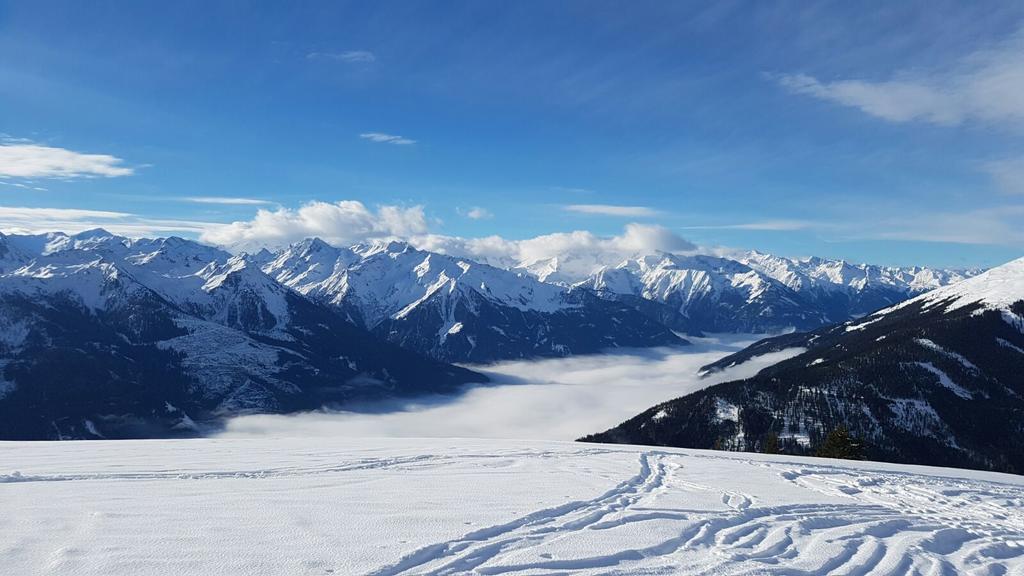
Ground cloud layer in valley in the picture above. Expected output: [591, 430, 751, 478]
[218, 337, 803, 441]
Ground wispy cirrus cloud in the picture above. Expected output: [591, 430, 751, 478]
[563, 204, 660, 217]
[0, 181, 47, 192]
[981, 157, 1024, 195]
[550, 186, 595, 195]
[680, 220, 819, 232]
[698, 208, 1024, 246]
[307, 50, 376, 63]
[359, 132, 416, 145]
[181, 196, 275, 206]
[0, 142, 134, 179]
[0, 205, 210, 237]
[864, 205, 1024, 245]
[777, 29, 1024, 127]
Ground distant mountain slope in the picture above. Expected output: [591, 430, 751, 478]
[582, 257, 1024, 474]
[571, 251, 977, 335]
[264, 239, 686, 362]
[576, 253, 827, 333]
[738, 250, 980, 323]
[0, 230, 483, 440]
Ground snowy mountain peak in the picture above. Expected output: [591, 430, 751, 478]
[894, 256, 1024, 317]
[71, 227, 116, 240]
[354, 239, 414, 259]
[59, 228, 123, 253]
[249, 247, 275, 264]
[295, 236, 336, 254]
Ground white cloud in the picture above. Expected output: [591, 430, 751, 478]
[219, 336, 796, 441]
[564, 204, 660, 217]
[864, 205, 1024, 245]
[0, 181, 47, 192]
[0, 206, 210, 237]
[982, 157, 1024, 195]
[0, 143, 134, 179]
[414, 223, 697, 282]
[778, 30, 1024, 127]
[550, 186, 595, 195]
[307, 50, 376, 63]
[182, 196, 275, 205]
[459, 206, 493, 220]
[360, 132, 416, 145]
[200, 200, 429, 250]
[680, 208, 1023, 247]
[680, 219, 819, 231]
[0, 197, 697, 273]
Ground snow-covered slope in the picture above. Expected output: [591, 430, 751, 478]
[887, 256, 1024, 316]
[516, 248, 975, 334]
[2, 437, 1023, 575]
[265, 239, 685, 362]
[739, 250, 980, 322]
[740, 250, 977, 293]
[577, 252, 828, 333]
[588, 255, 1024, 473]
[265, 238, 576, 323]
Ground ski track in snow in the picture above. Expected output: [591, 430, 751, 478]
[2, 438, 1024, 575]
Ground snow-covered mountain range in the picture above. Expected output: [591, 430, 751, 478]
[0, 228, 986, 440]
[261, 238, 683, 362]
[570, 250, 978, 334]
[584, 256, 1024, 473]
[738, 250, 980, 322]
[577, 253, 828, 333]
[0, 230, 484, 439]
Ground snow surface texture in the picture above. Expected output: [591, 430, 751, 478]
[2, 438, 1023, 575]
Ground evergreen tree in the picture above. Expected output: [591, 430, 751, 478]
[815, 426, 864, 460]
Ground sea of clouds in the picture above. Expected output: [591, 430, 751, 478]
[218, 335, 802, 441]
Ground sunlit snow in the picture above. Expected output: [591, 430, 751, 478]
[2, 438, 1023, 575]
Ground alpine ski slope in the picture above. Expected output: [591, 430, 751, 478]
[2, 437, 1023, 575]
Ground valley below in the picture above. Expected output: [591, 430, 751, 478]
[218, 335, 801, 442]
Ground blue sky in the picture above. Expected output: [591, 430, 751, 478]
[1, 1, 1023, 267]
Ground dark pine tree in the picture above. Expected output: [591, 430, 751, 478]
[815, 427, 865, 460]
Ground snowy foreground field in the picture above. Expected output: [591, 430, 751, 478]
[3, 438, 1024, 575]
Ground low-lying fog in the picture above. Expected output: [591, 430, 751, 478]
[218, 335, 802, 441]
